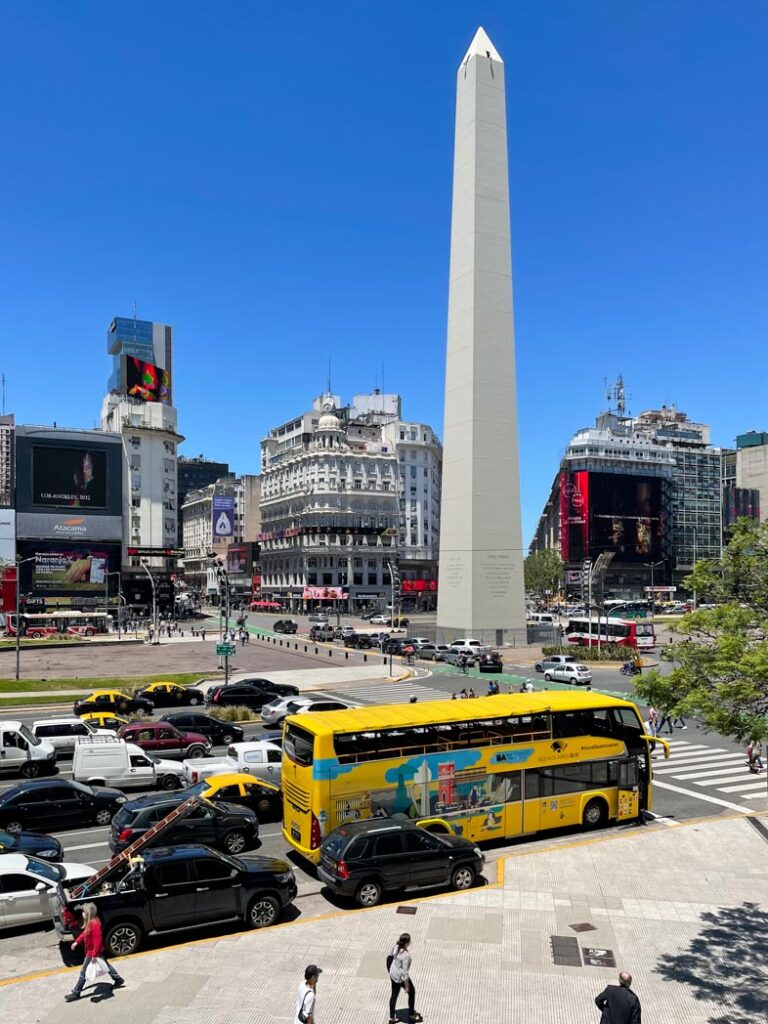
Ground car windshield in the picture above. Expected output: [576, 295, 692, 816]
[19, 724, 41, 747]
[69, 781, 94, 795]
[0, 787, 21, 805]
[185, 781, 208, 796]
[27, 857, 62, 883]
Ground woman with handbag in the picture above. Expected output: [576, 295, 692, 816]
[388, 933, 423, 1024]
[65, 903, 124, 1002]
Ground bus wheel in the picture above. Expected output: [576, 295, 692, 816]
[355, 879, 382, 907]
[582, 799, 607, 829]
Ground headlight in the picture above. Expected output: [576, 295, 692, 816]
[275, 871, 294, 884]
[473, 847, 482, 858]
[39, 848, 59, 857]
[115, 797, 127, 804]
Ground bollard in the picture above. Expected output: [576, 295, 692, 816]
[363, 654, 367, 663]
[329, 649, 332, 657]
[345, 651, 348, 660]
[304, 645, 308, 652]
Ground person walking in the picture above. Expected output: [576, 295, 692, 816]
[595, 971, 642, 1023]
[65, 903, 124, 1001]
[293, 964, 322, 1024]
[747, 739, 765, 773]
[658, 708, 674, 735]
[388, 933, 422, 1024]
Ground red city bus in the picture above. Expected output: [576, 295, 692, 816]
[2, 611, 110, 638]
[565, 616, 655, 650]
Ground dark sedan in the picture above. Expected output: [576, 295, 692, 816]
[206, 678, 299, 711]
[273, 620, 298, 634]
[135, 681, 205, 707]
[477, 652, 504, 673]
[0, 826, 63, 862]
[0, 780, 125, 834]
[161, 712, 245, 747]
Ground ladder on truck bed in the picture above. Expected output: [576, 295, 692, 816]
[68, 793, 214, 899]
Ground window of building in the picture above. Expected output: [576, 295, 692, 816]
[322, 573, 332, 585]
[307, 573, 317, 585]
[353, 573, 363, 585]
[129, 436, 141, 449]
[130, 455, 141, 470]
[367, 559, 376, 568]
[353, 558, 363, 568]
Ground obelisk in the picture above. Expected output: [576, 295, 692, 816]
[437, 27, 527, 645]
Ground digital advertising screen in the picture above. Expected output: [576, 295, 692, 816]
[32, 446, 108, 508]
[32, 549, 108, 593]
[589, 473, 663, 563]
[125, 357, 170, 404]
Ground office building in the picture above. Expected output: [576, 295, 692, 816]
[177, 455, 230, 545]
[436, 28, 527, 645]
[734, 431, 767, 522]
[107, 317, 173, 402]
[0, 414, 13, 508]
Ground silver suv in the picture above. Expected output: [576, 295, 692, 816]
[535, 654, 577, 674]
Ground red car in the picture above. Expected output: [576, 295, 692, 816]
[117, 722, 211, 760]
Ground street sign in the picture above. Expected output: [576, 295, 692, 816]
[216, 643, 236, 657]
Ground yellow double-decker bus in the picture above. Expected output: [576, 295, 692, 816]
[281, 692, 668, 863]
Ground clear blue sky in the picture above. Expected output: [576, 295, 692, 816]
[2, 2, 767, 542]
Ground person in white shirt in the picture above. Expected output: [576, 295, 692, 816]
[388, 933, 422, 1023]
[294, 964, 322, 1024]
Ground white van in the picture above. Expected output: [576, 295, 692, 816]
[0, 721, 57, 778]
[32, 717, 110, 755]
[72, 736, 185, 791]
[528, 613, 555, 624]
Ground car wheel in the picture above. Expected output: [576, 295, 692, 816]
[188, 696, 200, 706]
[544, 672, 553, 682]
[247, 895, 280, 928]
[21, 761, 40, 779]
[118, 702, 128, 713]
[451, 864, 476, 890]
[220, 731, 235, 745]
[582, 798, 608, 829]
[5, 819, 23, 834]
[223, 830, 247, 854]
[355, 879, 382, 907]
[95, 808, 113, 826]
[186, 745, 206, 758]
[105, 922, 143, 957]
[160, 774, 180, 790]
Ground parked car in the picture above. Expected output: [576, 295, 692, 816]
[73, 737, 186, 791]
[0, 721, 57, 778]
[135, 681, 205, 707]
[404, 637, 432, 650]
[31, 716, 109, 755]
[344, 633, 373, 649]
[543, 662, 592, 685]
[441, 648, 476, 667]
[317, 819, 485, 907]
[369, 614, 390, 625]
[161, 712, 245, 747]
[477, 652, 504, 673]
[449, 638, 492, 656]
[57, 844, 297, 956]
[118, 722, 211, 760]
[79, 712, 128, 732]
[381, 637, 407, 655]
[334, 626, 356, 640]
[534, 654, 577, 674]
[309, 624, 335, 642]
[0, 826, 63, 862]
[74, 690, 154, 717]
[359, 610, 384, 621]
[183, 740, 283, 786]
[0, 854, 94, 929]
[184, 773, 282, 822]
[109, 792, 259, 855]
[273, 619, 298, 634]
[206, 680, 299, 712]
[308, 611, 330, 623]
[0, 780, 125, 834]
[260, 696, 357, 729]
[418, 644, 450, 662]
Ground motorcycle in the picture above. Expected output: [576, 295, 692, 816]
[620, 662, 641, 676]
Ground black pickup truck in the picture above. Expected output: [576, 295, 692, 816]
[56, 844, 297, 956]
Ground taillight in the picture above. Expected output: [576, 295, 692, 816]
[336, 859, 350, 880]
[191, 771, 199, 783]
[310, 812, 322, 850]
[118, 828, 134, 844]
[214, 691, 221, 703]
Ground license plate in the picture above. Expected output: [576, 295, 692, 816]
[291, 823, 301, 842]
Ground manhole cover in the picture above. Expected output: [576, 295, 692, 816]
[550, 935, 581, 967]
[396, 906, 417, 915]
[570, 922, 597, 933]
[583, 947, 617, 967]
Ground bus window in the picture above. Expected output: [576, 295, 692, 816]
[614, 708, 643, 732]
[284, 723, 314, 766]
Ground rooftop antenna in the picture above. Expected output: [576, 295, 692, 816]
[381, 360, 385, 394]
[606, 373, 627, 416]
[327, 356, 332, 396]
[1, 373, 5, 415]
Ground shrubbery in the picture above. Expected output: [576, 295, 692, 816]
[541, 643, 629, 662]
[208, 704, 261, 722]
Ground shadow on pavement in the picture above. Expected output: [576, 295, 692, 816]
[655, 901, 768, 1024]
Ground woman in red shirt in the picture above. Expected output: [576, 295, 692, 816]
[65, 903, 125, 1002]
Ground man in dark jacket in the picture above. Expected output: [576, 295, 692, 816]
[595, 971, 641, 1023]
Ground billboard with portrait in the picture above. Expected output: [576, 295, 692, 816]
[32, 447, 108, 509]
[561, 471, 664, 564]
[125, 357, 170, 404]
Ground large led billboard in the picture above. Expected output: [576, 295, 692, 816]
[32, 447, 108, 509]
[125, 356, 170, 404]
[561, 471, 664, 563]
[33, 550, 108, 593]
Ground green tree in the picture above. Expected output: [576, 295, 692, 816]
[524, 550, 564, 599]
[634, 519, 768, 746]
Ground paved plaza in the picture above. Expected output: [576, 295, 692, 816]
[2, 813, 765, 1023]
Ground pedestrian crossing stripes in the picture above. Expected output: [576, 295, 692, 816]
[655, 739, 766, 806]
[325, 680, 453, 705]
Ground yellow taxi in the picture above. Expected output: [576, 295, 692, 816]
[135, 680, 205, 707]
[79, 711, 129, 732]
[73, 688, 155, 716]
[188, 773, 282, 822]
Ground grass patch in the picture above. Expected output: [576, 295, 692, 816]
[0, 672, 221, 694]
[0, 637, 83, 649]
[0, 694, 80, 707]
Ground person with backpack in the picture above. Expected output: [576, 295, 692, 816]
[293, 964, 322, 1024]
[387, 933, 422, 1023]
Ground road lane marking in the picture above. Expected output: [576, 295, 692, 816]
[61, 842, 110, 852]
[652, 778, 752, 813]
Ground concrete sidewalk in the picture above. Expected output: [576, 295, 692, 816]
[2, 813, 765, 1023]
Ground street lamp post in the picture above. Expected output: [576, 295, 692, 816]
[13, 556, 37, 681]
[642, 560, 665, 621]
[140, 561, 159, 644]
[106, 571, 123, 638]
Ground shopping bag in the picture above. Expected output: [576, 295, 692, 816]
[85, 958, 110, 984]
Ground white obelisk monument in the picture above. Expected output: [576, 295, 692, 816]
[436, 27, 527, 645]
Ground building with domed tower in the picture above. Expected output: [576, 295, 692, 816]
[258, 391, 439, 613]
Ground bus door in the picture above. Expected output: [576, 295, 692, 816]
[617, 758, 640, 820]
[521, 770, 540, 833]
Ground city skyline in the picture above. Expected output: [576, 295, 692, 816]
[2, 4, 767, 543]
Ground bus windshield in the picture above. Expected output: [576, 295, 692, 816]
[284, 723, 314, 766]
